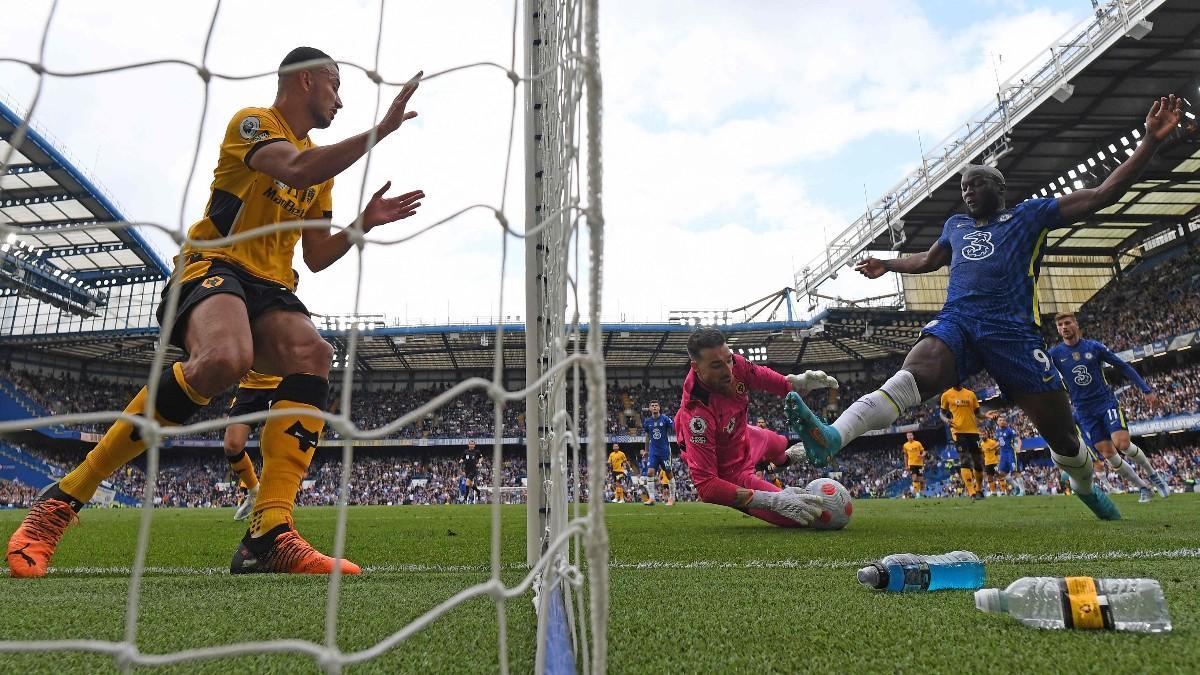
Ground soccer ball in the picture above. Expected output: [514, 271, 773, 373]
[805, 478, 853, 530]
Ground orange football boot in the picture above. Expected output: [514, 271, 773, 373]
[8, 490, 80, 578]
[230, 522, 361, 575]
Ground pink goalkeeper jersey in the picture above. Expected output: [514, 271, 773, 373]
[674, 354, 790, 506]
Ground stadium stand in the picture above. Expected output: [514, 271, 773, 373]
[1076, 247, 1200, 353]
[3, 432, 1195, 509]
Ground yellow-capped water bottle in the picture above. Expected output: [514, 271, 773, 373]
[975, 577, 1171, 633]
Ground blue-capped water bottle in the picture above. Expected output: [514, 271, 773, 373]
[857, 551, 984, 592]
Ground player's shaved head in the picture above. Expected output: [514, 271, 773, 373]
[279, 46, 336, 78]
[961, 164, 1006, 188]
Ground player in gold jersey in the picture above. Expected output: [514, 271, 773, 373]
[902, 431, 926, 497]
[980, 429, 1002, 495]
[8, 47, 424, 578]
[608, 444, 632, 503]
[940, 385, 984, 500]
[225, 369, 281, 521]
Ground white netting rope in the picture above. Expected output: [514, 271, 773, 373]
[0, 0, 606, 672]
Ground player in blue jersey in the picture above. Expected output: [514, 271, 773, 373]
[1050, 312, 1170, 502]
[787, 95, 1182, 520]
[992, 415, 1023, 495]
[642, 400, 675, 505]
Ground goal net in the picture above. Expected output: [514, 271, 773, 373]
[0, 0, 606, 672]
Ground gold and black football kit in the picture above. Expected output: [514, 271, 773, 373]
[158, 106, 333, 347]
[227, 370, 284, 421]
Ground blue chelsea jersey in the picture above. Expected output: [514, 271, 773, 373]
[1048, 338, 1141, 409]
[643, 415, 673, 453]
[995, 427, 1019, 454]
[937, 198, 1064, 325]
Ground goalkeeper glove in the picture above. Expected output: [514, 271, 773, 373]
[746, 487, 823, 526]
[784, 442, 810, 466]
[787, 370, 839, 393]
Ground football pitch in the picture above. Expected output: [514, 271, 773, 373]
[1, 494, 1198, 673]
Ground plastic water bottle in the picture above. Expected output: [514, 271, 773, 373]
[857, 551, 983, 592]
[975, 577, 1171, 633]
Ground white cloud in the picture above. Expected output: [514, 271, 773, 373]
[1, 0, 1087, 325]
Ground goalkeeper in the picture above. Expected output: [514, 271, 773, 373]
[674, 328, 838, 527]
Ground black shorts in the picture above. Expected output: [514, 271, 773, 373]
[157, 257, 309, 350]
[610, 470, 627, 484]
[908, 465, 923, 477]
[985, 463, 998, 476]
[228, 386, 274, 420]
[955, 433, 982, 460]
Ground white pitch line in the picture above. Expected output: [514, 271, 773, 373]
[611, 548, 1200, 571]
[38, 547, 1200, 577]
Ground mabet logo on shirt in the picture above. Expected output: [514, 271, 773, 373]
[961, 230, 996, 261]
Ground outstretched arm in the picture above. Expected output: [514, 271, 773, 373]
[302, 182, 424, 272]
[250, 73, 422, 189]
[1098, 344, 1157, 407]
[855, 239, 951, 278]
[1059, 95, 1182, 222]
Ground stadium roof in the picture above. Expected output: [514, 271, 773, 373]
[0, 309, 936, 374]
[798, 0, 1200, 296]
[0, 98, 169, 304]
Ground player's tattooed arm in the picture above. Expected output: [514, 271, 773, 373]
[855, 239, 950, 278]
[1059, 95, 1182, 222]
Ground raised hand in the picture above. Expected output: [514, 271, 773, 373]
[787, 371, 839, 394]
[360, 181, 424, 231]
[1145, 94, 1182, 142]
[854, 257, 888, 279]
[378, 71, 423, 135]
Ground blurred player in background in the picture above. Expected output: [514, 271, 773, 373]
[1050, 312, 1169, 502]
[223, 370, 279, 520]
[902, 431, 925, 497]
[608, 444, 631, 503]
[980, 428, 1001, 495]
[461, 440, 481, 505]
[993, 414, 1023, 495]
[941, 385, 985, 500]
[643, 399, 675, 505]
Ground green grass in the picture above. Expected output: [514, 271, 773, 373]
[2, 494, 1199, 673]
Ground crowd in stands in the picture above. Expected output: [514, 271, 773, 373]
[1074, 247, 1200, 353]
[1117, 361, 1200, 421]
[0, 478, 38, 508]
[4, 247, 1200, 509]
[3, 362, 943, 444]
[5, 435, 1195, 511]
